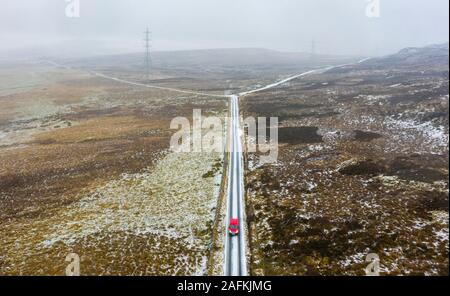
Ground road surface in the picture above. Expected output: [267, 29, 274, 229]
[224, 95, 247, 276]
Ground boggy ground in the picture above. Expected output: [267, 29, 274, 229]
[0, 61, 226, 275]
[243, 46, 449, 275]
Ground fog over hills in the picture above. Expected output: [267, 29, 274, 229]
[63, 47, 356, 69]
[0, 0, 448, 58]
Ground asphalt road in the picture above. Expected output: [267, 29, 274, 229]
[224, 95, 247, 276]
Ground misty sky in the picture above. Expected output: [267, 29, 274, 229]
[0, 0, 448, 57]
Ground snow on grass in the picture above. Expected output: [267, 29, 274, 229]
[338, 252, 366, 268]
[431, 211, 449, 245]
[355, 94, 391, 106]
[384, 116, 448, 152]
[14, 99, 72, 122]
[43, 151, 221, 246]
[0, 117, 75, 147]
[1, 149, 223, 275]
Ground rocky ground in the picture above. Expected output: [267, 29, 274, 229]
[243, 44, 449, 275]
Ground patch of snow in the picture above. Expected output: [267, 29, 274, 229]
[289, 239, 299, 245]
[40, 150, 223, 252]
[305, 181, 317, 191]
[389, 83, 402, 88]
[339, 252, 366, 268]
[385, 117, 449, 151]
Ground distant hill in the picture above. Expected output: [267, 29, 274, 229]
[64, 48, 358, 74]
[362, 43, 449, 68]
[149, 48, 350, 68]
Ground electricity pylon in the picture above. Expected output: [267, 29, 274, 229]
[311, 38, 316, 61]
[144, 27, 151, 80]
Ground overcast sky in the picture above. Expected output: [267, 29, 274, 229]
[0, 0, 448, 57]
